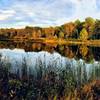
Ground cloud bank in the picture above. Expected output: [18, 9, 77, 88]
[0, 0, 100, 28]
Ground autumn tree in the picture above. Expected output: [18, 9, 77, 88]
[84, 17, 95, 35]
[58, 31, 64, 38]
[79, 28, 89, 40]
[32, 28, 42, 38]
[75, 19, 84, 34]
[62, 22, 76, 38]
[54, 27, 61, 38]
[79, 45, 89, 58]
[85, 17, 95, 26]
[42, 27, 55, 38]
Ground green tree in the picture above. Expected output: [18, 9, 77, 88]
[75, 19, 81, 26]
[71, 29, 79, 39]
[58, 31, 64, 38]
[79, 28, 88, 40]
[84, 17, 95, 35]
[85, 17, 95, 26]
[75, 20, 84, 34]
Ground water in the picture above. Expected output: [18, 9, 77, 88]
[0, 41, 100, 83]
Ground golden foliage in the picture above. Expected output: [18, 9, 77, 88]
[79, 45, 89, 57]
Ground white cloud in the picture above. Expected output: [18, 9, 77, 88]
[9, 0, 75, 27]
[0, 0, 100, 28]
[0, 9, 15, 20]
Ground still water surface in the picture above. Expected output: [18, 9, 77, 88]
[0, 41, 100, 84]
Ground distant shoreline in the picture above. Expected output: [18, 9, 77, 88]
[0, 38, 100, 46]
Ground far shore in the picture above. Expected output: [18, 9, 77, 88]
[0, 38, 100, 47]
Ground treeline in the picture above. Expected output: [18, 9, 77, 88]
[0, 17, 100, 40]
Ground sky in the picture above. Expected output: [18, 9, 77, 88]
[0, 0, 100, 28]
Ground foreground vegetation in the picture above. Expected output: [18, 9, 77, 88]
[0, 65, 100, 100]
[0, 54, 100, 100]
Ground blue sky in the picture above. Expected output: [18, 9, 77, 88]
[0, 0, 100, 28]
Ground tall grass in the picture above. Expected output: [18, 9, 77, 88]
[0, 52, 100, 99]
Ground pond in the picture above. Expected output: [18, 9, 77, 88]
[0, 41, 100, 99]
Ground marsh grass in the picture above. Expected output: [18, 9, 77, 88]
[0, 55, 100, 99]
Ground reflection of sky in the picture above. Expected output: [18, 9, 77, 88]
[0, 0, 100, 28]
[0, 49, 99, 79]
